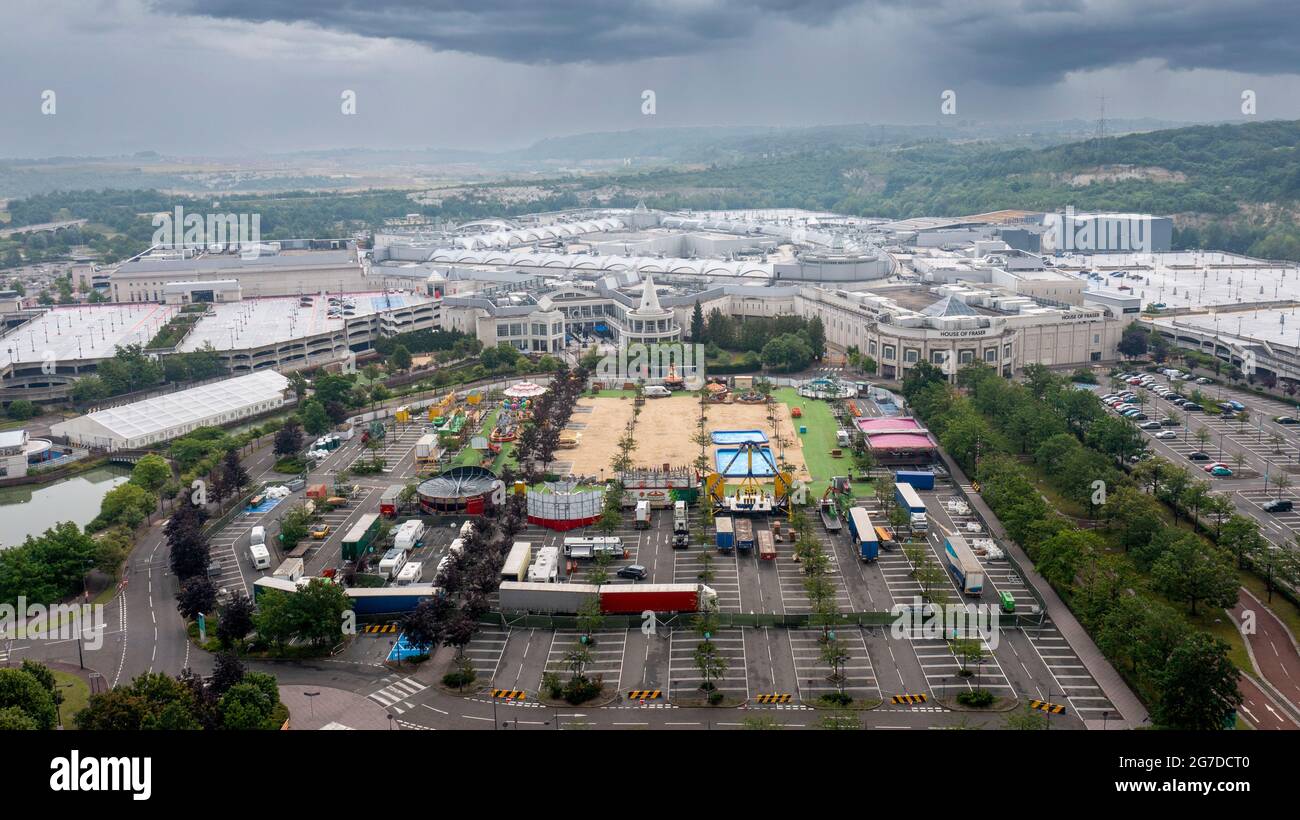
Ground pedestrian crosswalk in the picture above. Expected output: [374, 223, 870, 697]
[367, 676, 427, 714]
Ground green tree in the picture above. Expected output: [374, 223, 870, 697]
[1151, 536, 1239, 616]
[1152, 633, 1242, 730]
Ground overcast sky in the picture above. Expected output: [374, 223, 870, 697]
[3, 0, 1300, 158]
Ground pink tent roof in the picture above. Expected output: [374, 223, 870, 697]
[856, 417, 923, 432]
[866, 433, 935, 449]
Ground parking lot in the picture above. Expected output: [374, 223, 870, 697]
[1096, 367, 1300, 549]
[222, 400, 1105, 724]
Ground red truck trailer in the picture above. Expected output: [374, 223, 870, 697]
[599, 584, 716, 614]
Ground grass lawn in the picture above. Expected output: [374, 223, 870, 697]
[53, 670, 91, 728]
[773, 387, 843, 496]
[1237, 571, 1300, 642]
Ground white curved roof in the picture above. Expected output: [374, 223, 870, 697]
[423, 248, 772, 278]
[449, 218, 626, 250]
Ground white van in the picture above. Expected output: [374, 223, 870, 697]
[250, 525, 266, 547]
[635, 499, 651, 529]
[249, 543, 271, 570]
[643, 385, 671, 398]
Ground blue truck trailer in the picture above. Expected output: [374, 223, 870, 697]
[894, 470, 935, 491]
[715, 516, 735, 552]
[846, 506, 879, 561]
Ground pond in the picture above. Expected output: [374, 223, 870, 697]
[0, 464, 131, 549]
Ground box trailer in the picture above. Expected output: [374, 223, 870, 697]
[415, 434, 438, 461]
[501, 541, 532, 582]
[306, 483, 329, 500]
[894, 470, 936, 491]
[635, 499, 651, 529]
[734, 518, 755, 553]
[380, 485, 403, 517]
[498, 581, 600, 614]
[345, 584, 440, 616]
[757, 528, 776, 561]
[944, 534, 984, 596]
[599, 584, 716, 614]
[341, 513, 381, 562]
[715, 516, 735, 552]
[847, 507, 879, 562]
[673, 500, 688, 534]
[894, 482, 928, 531]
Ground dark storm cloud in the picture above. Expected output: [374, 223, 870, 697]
[928, 0, 1300, 86]
[150, 0, 1300, 81]
[149, 0, 865, 64]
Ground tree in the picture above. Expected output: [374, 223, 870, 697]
[220, 449, 249, 497]
[253, 579, 352, 649]
[389, 344, 413, 372]
[1151, 536, 1238, 615]
[97, 482, 156, 529]
[1152, 633, 1242, 730]
[217, 592, 255, 647]
[0, 666, 59, 730]
[692, 640, 728, 692]
[6, 399, 37, 420]
[274, 417, 304, 457]
[299, 400, 331, 436]
[219, 674, 282, 730]
[130, 453, 171, 495]
[175, 575, 216, 620]
[689, 301, 705, 342]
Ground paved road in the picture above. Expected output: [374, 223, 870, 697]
[1230, 587, 1300, 720]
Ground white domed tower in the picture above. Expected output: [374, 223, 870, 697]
[620, 273, 681, 346]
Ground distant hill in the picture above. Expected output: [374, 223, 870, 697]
[583, 119, 1300, 260]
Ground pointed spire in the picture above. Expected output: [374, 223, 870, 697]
[637, 273, 664, 314]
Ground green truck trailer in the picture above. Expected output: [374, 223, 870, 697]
[342, 513, 381, 562]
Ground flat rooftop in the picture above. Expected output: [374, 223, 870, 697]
[1059, 251, 1300, 311]
[1155, 307, 1300, 350]
[0, 303, 178, 367]
[179, 291, 433, 352]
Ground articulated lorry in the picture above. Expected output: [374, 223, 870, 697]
[944, 534, 984, 596]
[846, 506, 879, 562]
[497, 581, 717, 614]
[894, 482, 928, 532]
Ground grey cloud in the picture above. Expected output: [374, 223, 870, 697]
[150, 0, 1300, 82]
[149, 0, 866, 64]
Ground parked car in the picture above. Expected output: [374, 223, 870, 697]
[1183, 403, 1203, 412]
[616, 565, 649, 580]
[1188, 451, 1212, 461]
[310, 524, 330, 539]
[1140, 421, 1162, 430]
[1276, 416, 1300, 425]
[1195, 377, 1213, 385]
[1208, 465, 1233, 477]
[1263, 499, 1294, 513]
[1153, 430, 1177, 439]
[1161, 418, 1180, 427]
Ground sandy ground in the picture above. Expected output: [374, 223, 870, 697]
[563, 395, 809, 479]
